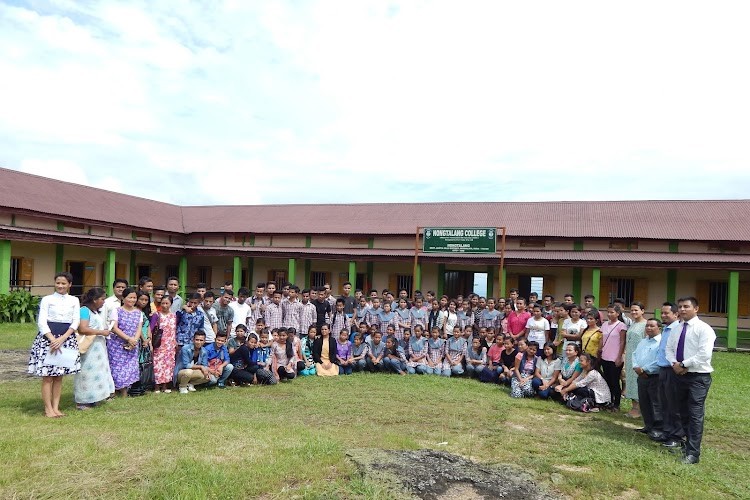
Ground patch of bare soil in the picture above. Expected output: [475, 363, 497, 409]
[348, 448, 562, 500]
[0, 350, 32, 382]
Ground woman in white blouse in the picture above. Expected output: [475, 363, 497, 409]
[27, 272, 81, 417]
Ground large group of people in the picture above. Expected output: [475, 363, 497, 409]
[28, 273, 716, 464]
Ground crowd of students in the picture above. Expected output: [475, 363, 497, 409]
[28, 273, 715, 464]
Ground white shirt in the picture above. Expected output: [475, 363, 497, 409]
[665, 316, 715, 373]
[103, 295, 121, 324]
[228, 301, 251, 336]
[38, 292, 80, 334]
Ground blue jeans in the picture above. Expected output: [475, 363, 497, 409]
[424, 365, 441, 375]
[339, 364, 353, 375]
[465, 363, 485, 378]
[383, 358, 405, 374]
[532, 377, 553, 398]
[353, 359, 367, 372]
[208, 364, 233, 386]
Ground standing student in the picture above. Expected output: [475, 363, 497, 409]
[74, 287, 114, 410]
[524, 305, 550, 356]
[599, 305, 627, 411]
[198, 292, 219, 346]
[213, 290, 235, 341]
[581, 311, 603, 364]
[664, 297, 716, 464]
[313, 287, 332, 330]
[561, 304, 586, 353]
[624, 302, 647, 418]
[264, 290, 283, 330]
[330, 299, 351, 339]
[248, 283, 267, 326]
[632, 318, 663, 440]
[377, 302, 398, 337]
[166, 277, 183, 313]
[282, 286, 302, 331]
[395, 298, 412, 338]
[507, 298, 531, 341]
[443, 300, 459, 338]
[103, 278, 128, 323]
[299, 289, 317, 337]
[229, 287, 252, 336]
[479, 298, 500, 330]
[313, 324, 339, 376]
[108, 287, 143, 397]
[410, 297, 427, 331]
[151, 295, 177, 393]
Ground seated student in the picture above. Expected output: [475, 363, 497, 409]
[511, 341, 539, 398]
[336, 329, 354, 375]
[351, 333, 369, 372]
[383, 336, 408, 375]
[485, 334, 504, 382]
[298, 325, 317, 376]
[177, 331, 210, 394]
[533, 342, 561, 399]
[552, 344, 583, 401]
[442, 326, 467, 377]
[271, 328, 297, 381]
[498, 337, 518, 385]
[229, 334, 259, 386]
[405, 325, 429, 374]
[483, 328, 496, 350]
[465, 337, 487, 379]
[204, 332, 234, 388]
[558, 353, 612, 409]
[352, 321, 368, 344]
[425, 326, 445, 375]
[313, 324, 339, 377]
[252, 329, 277, 385]
[250, 318, 266, 341]
[399, 328, 411, 351]
[365, 331, 386, 372]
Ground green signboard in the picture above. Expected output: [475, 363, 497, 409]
[423, 227, 496, 254]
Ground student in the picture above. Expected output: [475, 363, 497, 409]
[351, 333, 369, 372]
[405, 325, 429, 374]
[443, 300, 459, 338]
[395, 298, 412, 338]
[365, 331, 386, 372]
[511, 342, 538, 398]
[335, 329, 354, 375]
[624, 302, 647, 419]
[138, 277, 155, 312]
[228, 333, 258, 385]
[167, 276, 183, 312]
[340, 281, 357, 318]
[561, 303, 586, 352]
[204, 332, 234, 388]
[599, 304, 627, 411]
[28, 272, 81, 417]
[465, 337, 487, 379]
[410, 297, 427, 331]
[248, 283, 267, 325]
[425, 327, 445, 375]
[150, 295, 177, 393]
[108, 287, 143, 397]
[74, 287, 115, 409]
[282, 286, 302, 331]
[299, 288, 317, 337]
[500, 302, 512, 336]
[264, 290, 283, 330]
[271, 328, 297, 381]
[553, 344, 583, 400]
[177, 331, 210, 393]
[467, 294, 482, 326]
[298, 325, 317, 376]
[152, 286, 166, 314]
[559, 353, 612, 409]
[442, 326, 467, 377]
[485, 334, 504, 383]
[195, 283, 207, 300]
[103, 278, 128, 323]
[498, 337, 518, 385]
[383, 336, 408, 375]
[377, 301, 398, 337]
[313, 324, 339, 376]
[253, 330, 277, 384]
[508, 298, 531, 341]
[353, 297, 370, 337]
[524, 304, 550, 356]
[330, 298, 351, 338]
[479, 298, 500, 330]
[632, 318, 663, 440]
[581, 311, 603, 365]
[313, 287, 332, 329]
[533, 342, 561, 399]
[196, 291, 218, 346]
[175, 293, 206, 351]
[229, 287, 252, 337]
[426, 299, 442, 333]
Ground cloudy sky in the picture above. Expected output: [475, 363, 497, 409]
[1, 0, 749, 206]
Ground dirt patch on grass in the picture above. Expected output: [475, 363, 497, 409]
[0, 350, 32, 382]
[348, 448, 561, 500]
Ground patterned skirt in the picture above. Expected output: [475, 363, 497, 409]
[27, 322, 81, 377]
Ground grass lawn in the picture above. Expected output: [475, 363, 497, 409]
[0, 324, 748, 499]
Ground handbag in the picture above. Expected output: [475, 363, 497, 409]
[76, 334, 95, 354]
[128, 346, 155, 396]
[152, 325, 163, 350]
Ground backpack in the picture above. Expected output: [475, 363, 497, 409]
[566, 394, 597, 412]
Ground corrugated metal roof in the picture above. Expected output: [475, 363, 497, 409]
[2, 167, 749, 242]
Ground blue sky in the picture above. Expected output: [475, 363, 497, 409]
[1, 0, 749, 205]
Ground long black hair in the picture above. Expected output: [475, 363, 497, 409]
[81, 287, 107, 311]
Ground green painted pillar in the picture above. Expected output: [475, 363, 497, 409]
[348, 261, 356, 287]
[0, 240, 11, 294]
[486, 265, 495, 298]
[247, 257, 254, 288]
[666, 269, 677, 303]
[727, 271, 739, 350]
[415, 263, 422, 293]
[437, 264, 445, 298]
[233, 256, 242, 290]
[105, 249, 116, 294]
[55, 244, 64, 273]
[178, 256, 188, 298]
[129, 250, 137, 285]
[500, 267, 507, 298]
[288, 258, 297, 286]
[591, 268, 601, 308]
[572, 268, 582, 303]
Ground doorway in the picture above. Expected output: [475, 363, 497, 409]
[444, 271, 489, 298]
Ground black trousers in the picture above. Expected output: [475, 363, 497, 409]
[229, 368, 255, 385]
[600, 360, 623, 408]
[277, 366, 296, 380]
[673, 372, 712, 457]
[659, 367, 684, 441]
[637, 374, 662, 432]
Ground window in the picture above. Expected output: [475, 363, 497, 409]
[137, 265, 152, 281]
[396, 274, 414, 298]
[708, 281, 728, 314]
[198, 266, 212, 286]
[310, 271, 329, 288]
[268, 269, 287, 287]
[166, 265, 179, 280]
[602, 278, 635, 306]
[9, 257, 32, 291]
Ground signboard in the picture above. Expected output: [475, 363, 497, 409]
[423, 227, 496, 254]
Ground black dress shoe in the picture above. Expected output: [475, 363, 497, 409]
[681, 454, 699, 464]
[634, 427, 649, 433]
[662, 440, 684, 448]
[649, 431, 666, 442]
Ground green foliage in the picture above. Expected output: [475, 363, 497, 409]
[0, 291, 41, 324]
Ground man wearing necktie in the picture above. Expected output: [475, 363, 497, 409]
[664, 296, 716, 464]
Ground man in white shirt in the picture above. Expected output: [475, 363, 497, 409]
[664, 296, 716, 464]
[229, 287, 251, 337]
[103, 278, 128, 323]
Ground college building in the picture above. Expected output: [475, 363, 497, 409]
[1, 167, 748, 349]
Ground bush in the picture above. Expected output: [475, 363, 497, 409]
[0, 290, 41, 323]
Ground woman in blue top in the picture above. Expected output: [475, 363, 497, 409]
[74, 287, 115, 410]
